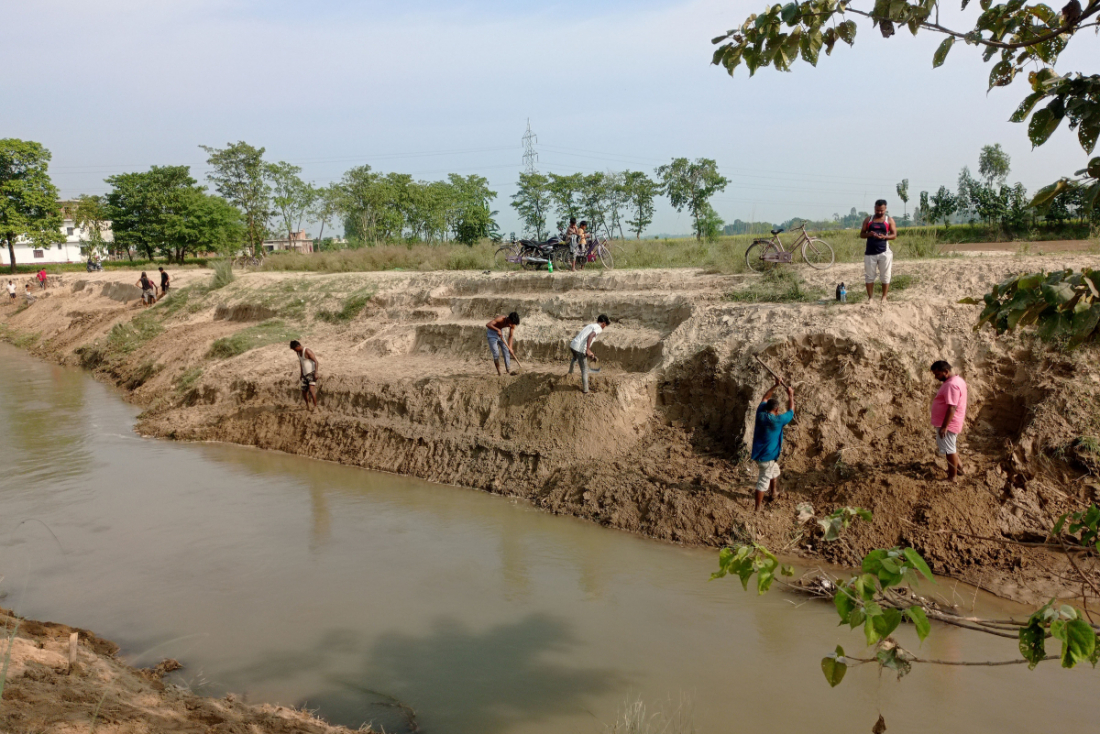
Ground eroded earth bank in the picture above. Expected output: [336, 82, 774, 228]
[3, 256, 1099, 604]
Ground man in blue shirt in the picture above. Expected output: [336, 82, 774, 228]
[750, 376, 796, 510]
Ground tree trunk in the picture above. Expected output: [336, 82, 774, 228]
[6, 235, 16, 273]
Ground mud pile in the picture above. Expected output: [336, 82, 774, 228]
[3, 256, 1098, 602]
[0, 606, 370, 733]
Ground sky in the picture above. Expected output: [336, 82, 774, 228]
[3, 0, 1093, 236]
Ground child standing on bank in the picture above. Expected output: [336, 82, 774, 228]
[836, 282, 847, 303]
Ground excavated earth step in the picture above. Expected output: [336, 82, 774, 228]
[409, 321, 664, 373]
[430, 293, 698, 334]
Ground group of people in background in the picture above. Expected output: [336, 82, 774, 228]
[135, 267, 170, 306]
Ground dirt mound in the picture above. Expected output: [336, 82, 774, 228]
[0, 607, 371, 733]
[3, 258, 1099, 603]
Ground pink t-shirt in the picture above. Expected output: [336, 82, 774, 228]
[930, 375, 967, 434]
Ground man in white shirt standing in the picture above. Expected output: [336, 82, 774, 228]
[568, 314, 610, 394]
[6, 280, 16, 301]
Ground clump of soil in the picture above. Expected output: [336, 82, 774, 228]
[0, 607, 371, 734]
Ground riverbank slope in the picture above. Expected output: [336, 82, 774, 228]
[0, 606, 370, 733]
[2, 256, 1098, 604]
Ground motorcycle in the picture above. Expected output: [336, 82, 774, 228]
[86, 260, 103, 272]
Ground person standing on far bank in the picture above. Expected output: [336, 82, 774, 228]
[930, 360, 967, 482]
[859, 199, 896, 304]
[750, 375, 795, 511]
[290, 340, 320, 411]
[158, 267, 170, 300]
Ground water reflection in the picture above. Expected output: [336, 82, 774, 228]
[305, 614, 624, 734]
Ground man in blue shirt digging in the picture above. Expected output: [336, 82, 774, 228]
[750, 375, 796, 511]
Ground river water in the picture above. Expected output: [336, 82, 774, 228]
[0, 343, 1093, 733]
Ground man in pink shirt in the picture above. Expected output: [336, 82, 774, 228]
[930, 360, 967, 482]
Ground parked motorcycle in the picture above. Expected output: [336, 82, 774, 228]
[86, 260, 103, 272]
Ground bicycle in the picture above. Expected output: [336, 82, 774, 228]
[744, 222, 834, 273]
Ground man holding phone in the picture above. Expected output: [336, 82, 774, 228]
[860, 199, 897, 304]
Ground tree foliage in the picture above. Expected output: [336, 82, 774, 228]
[920, 185, 958, 227]
[267, 161, 316, 247]
[709, 0, 1100, 210]
[622, 170, 659, 239]
[511, 172, 552, 240]
[978, 143, 1012, 187]
[0, 138, 63, 272]
[200, 141, 272, 257]
[960, 268, 1100, 347]
[105, 166, 243, 263]
[896, 178, 910, 216]
[656, 157, 729, 240]
[73, 194, 111, 259]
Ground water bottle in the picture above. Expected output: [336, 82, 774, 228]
[547, 259, 554, 274]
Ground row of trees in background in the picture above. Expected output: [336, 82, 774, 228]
[510, 157, 730, 242]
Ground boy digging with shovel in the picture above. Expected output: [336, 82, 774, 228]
[486, 312, 521, 375]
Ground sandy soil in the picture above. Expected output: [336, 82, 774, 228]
[0, 607, 370, 734]
[2, 254, 1100, 607]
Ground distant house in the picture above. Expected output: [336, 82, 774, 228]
[263, 230, 314, 254]
[0, 200, 114, 266]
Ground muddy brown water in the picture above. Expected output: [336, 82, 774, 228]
[0, 343, 1093, 733]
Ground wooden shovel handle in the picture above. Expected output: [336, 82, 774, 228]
[754, 354, 783, 384]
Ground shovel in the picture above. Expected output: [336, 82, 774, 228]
[754, 354, 783, 383]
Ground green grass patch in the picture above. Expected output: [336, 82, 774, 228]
[209, 260, 235, 290]
[105, 313, 163, 355]
[725, 269, 824, 303]
[11, 331, 40, 349]
[207, 319, 299, 360]
[316, 290, 372, 323]
[842, 273, 919, 303]
[175, 366, 204, 392]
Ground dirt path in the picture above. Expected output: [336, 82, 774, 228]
[2, 255, 1099, 605]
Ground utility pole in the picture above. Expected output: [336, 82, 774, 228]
[521, 119, 538, 174]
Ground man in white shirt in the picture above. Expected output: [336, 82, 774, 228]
[568, 314, 610, 394]
[7, 280, 16, 301]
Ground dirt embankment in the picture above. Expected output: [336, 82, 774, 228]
[0, 606, 371, 734]
[3, 257, 1100, 604]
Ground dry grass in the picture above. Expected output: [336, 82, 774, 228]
[254, 227, 954, 275]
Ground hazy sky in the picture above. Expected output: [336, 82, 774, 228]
[4, 0, 1092, 235]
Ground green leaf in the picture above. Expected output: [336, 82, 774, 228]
[822, 647, 848, 687]
[1028, 107, 1063, 147]
[932, 37, 954, 68]
[1009, 91, 1046, 123]
[1019, 618, 1047, 669]
[902, 548, 935, 581]
[800, 29, 823, 66]
[848, 608, 865, 629]
[1061, 617, 1098, 667]
[874, 608, 903, 639]
[905, 606, 931, 642]
[856, 508, 873, 522]
[958, 297, 982, 305]
[876, 646, 912, 679]
[835, 583, 855, 622]
[781, 2, 799, 25]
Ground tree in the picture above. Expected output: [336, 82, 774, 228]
[709, 0, 1100, 212]
[920, 186, 959, 228]
[267, 161, 316, 247]
[0, 139, 62, 273]
[896, 179, 909, 218]
[547, 173, 584, 231]
[622, 170, 658, 239]
[511, 172, 552, 240]
[336, 165, 385, 245]
[73, 194, 110, 260]
[448, 174, 498, 245]
[656, 158, 729, 240]
[200, 141, 271, 257]
[699, 204, 725, 242]
[310, 184, 341, 245]
[978, 143, 1012, 189]
[105, 166, 241, 263]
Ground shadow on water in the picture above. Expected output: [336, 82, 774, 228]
[220, 614, 625, 734]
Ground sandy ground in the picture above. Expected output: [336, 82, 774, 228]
[0, 607, 371, 734]
[2, 254, 1100, 609]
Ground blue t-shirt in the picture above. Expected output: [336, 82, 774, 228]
[751, 402, 794, 462]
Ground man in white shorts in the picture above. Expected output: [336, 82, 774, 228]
[860, 199, 897, 304]
[750, 375, 796, 511]
[930, 360, 968, 482]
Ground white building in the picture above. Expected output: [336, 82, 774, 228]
[0, 200, 114, 266]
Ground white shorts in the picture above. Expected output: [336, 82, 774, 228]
[864, 251, 893, 284]
[755, 460, 781, 493]
[934, 429, 958, 456]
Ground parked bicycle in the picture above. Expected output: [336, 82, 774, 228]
[744, 222, 834, 273]
[233, 252, 266, 269]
